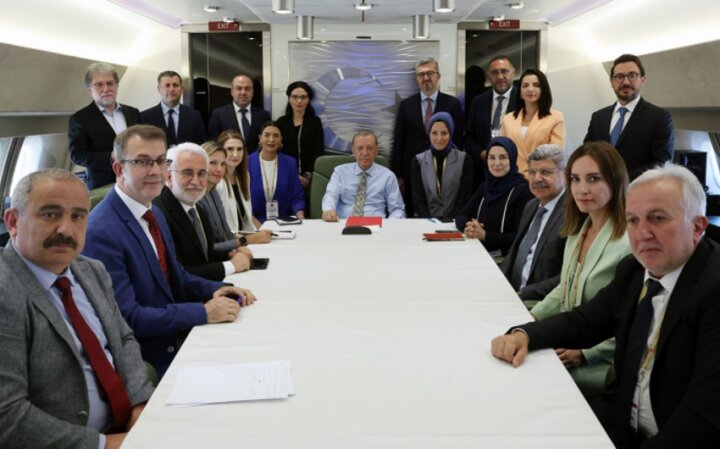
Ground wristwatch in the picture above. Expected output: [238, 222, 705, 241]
[238, 235, 248, 247]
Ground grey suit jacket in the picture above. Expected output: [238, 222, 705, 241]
[0, 243, 154, 449]
[500, 192, 567, 300]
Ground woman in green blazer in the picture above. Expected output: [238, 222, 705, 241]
[530, 141, 631, 397]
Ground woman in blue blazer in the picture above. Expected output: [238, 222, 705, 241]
[248, 121, 305, 222]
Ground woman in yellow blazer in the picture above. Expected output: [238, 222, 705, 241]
[530, 141, 631, 397]
[501, 68, 565, 174]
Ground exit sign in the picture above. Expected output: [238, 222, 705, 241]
[489, 20, 520, 29]
[209, 21, 240, 31]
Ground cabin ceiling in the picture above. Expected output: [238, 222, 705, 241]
[108, 0, 601, 27]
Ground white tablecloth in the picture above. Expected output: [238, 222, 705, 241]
[123, 219, 614, 449]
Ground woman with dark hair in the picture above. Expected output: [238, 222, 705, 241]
[530, 141, 631, 397]
[411, 112, 473, 220]
[501, 68, 565, 173]
[455, 136, 532, 256]
[248, 121, 305, 222]
[276, 81, 325, 192]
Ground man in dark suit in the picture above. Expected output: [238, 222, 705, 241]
[466, 55, 518, 187]
[392, 57, 463, 216]
[0, 168, 153, 449]
[153, 143, 252, 281]
[140, 70, 206, 146]
[500, 144, 566, 302]
[491, 163, 720, 448]
[207, 73, 271, 152]
[69, 62, 141, 189]
[584, 54, 674, 180]
[84, 125, 256, 377]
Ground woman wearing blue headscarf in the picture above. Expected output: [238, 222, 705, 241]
[411, 112, 473, 221]
[455, 136, 532, 256]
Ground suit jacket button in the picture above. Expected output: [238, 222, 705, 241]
[167, 346, 175, 353]
[77, 410, 88, 419]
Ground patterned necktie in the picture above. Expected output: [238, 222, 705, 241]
[491, 95, 505, 130]
[609, 106, 628, 147]
[239, 108, 251, 143]
[188, 207, 208, 259]
[351, 170, 368, 217]
[615, 279, 663, 432]
[510, 206, 547, 289]
[142, 210, 168, 279]
[54, 277, 132, 431]
[166, 109, 177, 146]
[423, 98, 433, 130]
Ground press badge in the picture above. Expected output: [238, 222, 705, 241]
[491, 129, 501, 138]
[266, 200, 279, 219]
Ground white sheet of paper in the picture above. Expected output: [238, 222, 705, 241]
[166, 360, 294, 406]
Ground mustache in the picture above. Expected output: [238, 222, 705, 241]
[43, 234, 78, 249]
[532, 181, 549, 189]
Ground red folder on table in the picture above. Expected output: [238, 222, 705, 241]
[423, 232, 465, 241]
[346, 216, 383, 227]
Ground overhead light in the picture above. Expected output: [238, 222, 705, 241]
[272, 0, 294, 14]
[203, 5, 220, 13]
[490, 15, 506, 21]
[297, 16, 314, 40]
[222, 17, 238, 23]
[354, 0, 373, 11]
[413, 15, 430, 39]
[508, 2, 525, 9]
[433, 0, 455, 13]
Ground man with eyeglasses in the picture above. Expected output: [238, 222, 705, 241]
[140, 70, 206, 146]
[392, 57, 464, 217]
[69, 62, 142, 190]
[584, 54, 674, 180]
[207, 73, 271, 152]
[84, 125, 256, 378]
[153, 143, 252, 281]
[500, 144, 567, 304]
[466, 55, 519, 187]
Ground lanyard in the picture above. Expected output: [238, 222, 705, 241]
[260, 156, 278, 200]
[297, 123, 304, 175]
[432, 157, 442, 195]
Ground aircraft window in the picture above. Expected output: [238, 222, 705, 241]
[8, 133, 70, 196]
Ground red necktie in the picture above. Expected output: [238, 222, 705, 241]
[143, 209, 169, 279]
[423, 98, 433, 130]
[54, 276, 132, 431]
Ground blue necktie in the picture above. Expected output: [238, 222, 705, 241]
[166, 109, 177, 146]
[240, 108, 251, 144]
[609, 106, 628, 147]
[491, 95, 505, 130]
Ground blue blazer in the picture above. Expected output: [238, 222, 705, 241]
[248, 151, 305, 222]
[140, 103, 207, 145]
[84, 188, 223, 376]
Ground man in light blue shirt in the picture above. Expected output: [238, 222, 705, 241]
[322, 130, 405, 221]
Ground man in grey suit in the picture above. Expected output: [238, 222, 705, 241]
[500, 144, 567, 302]
[0, 168, 154, 449]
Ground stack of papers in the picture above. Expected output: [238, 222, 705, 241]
[166, 360, 295, 406]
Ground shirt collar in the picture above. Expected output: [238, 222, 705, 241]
[353, 162, 378, 176]
[493, 85, 513, 100]
[614, 95, 641, 113]
[643, 259, 686, 295]
[114, 184, 152, 221]
[161, 103, 180, 115]
[422, 91, 439, 103]
[95, 102, 122, 114]
[540, 188, 565, 213]
[15, 250, 75, 292]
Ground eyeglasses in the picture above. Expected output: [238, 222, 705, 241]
[525, 168, 559, 177]
[171, 169, 209, 181]
[290, 94, 309, 101]
[612, 72, 641, 82]
[120, 158, 172, 168]
[415, 71, 438, 79]
[91, 81, 117, 90]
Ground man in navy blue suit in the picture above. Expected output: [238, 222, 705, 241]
[392, 57, 463, 217]
[207, 73, 271, 152]
[141, 70, 206, 146]
[466, 55, 518, 187]
[584, 54, 674, 180]
[83, 124, 256, 377]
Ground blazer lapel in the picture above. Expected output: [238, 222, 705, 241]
[108, 190, 174, 298]
[164, 189, 207, 261]
[616, 98, 647, 148]
[89, 102, 119, 137]
[528, 193, 565, 274]
[574, 218, 615, 301]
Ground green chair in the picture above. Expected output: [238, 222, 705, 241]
[89, 183, 114, 210]
[309, 154, 389, 218]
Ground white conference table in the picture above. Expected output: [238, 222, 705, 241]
[123, 219, 614, 449]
